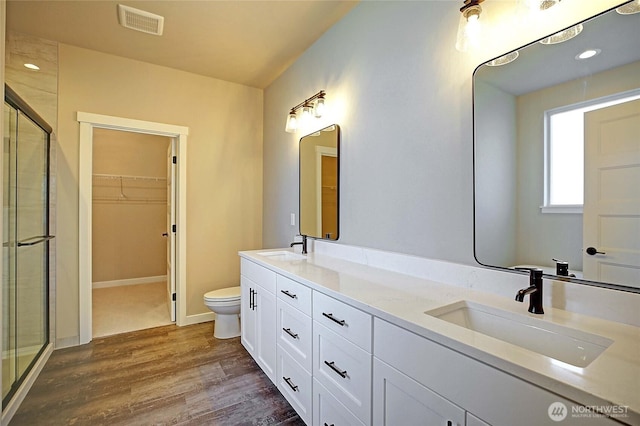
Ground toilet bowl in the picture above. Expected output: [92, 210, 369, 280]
[203, 286, 241, 339]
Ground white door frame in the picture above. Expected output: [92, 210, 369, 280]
[77, 112, 188, 344]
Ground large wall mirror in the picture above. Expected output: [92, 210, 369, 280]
[299, 124, 340, 240]
[474, 2, 640, 292]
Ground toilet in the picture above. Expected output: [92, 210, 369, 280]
[203, 286, 241, 339]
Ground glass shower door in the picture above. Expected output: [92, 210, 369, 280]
[2, 89, 51, 407]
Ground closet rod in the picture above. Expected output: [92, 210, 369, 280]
[92, 173, 166, 182]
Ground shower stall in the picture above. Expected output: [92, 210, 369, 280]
[2, 85, 52, 408]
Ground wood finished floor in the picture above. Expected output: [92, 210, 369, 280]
[10, 323, 306, 426]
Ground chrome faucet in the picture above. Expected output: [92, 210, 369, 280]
[515, 268, 544, 314]
[290, 235, 307, 254]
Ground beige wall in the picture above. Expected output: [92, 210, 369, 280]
[57, 44, 263, 344]
[92, 129, 169, 283]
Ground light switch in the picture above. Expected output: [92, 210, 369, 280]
[290, 213, 296, 226]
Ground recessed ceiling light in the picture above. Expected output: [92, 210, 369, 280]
[24, 63, 40, 71]
[576, 49, 601, 60]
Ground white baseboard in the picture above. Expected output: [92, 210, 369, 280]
[92, 275, 167, 289]
[181, 311, 215, 326]
[55, 335, 80, 349]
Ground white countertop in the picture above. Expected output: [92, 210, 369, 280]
[239, 248, 640, 424]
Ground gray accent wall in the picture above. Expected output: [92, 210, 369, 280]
[264, 2, 476, 263]
[262, 1, 622, 265]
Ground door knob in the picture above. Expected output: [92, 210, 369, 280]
[162, 233, 168, 237]
[586, 247, 605, 256]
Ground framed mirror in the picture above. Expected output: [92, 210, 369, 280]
[299, 124, 340, 240]
[473, 2, 640, 292]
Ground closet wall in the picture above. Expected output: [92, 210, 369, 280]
[92, 128, 170, 285]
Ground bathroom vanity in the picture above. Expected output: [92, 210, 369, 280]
[239, 244, 639, 426]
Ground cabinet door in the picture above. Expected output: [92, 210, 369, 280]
[255, 285, 277, 383]
[240, 276, 257, 355]
[373, 358, 465, 426]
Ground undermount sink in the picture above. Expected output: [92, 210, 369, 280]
[425, 301, 613, 368]
[256, 250, 306, 261]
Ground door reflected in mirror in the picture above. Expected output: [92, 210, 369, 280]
[299, 124, 340, 240]
[473, 3, 640, 292]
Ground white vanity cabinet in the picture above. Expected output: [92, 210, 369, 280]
[373, 318, 621, 426]
[240, 259, 277, 383]
[276, 274, 314, 425]
[313, 292, 373, 425]
[240, 253, 629, 426]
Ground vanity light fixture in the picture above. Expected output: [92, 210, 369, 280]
[486, 51, 519, 66]
[616, 0, 640, 14]
[284, 90, 326, 133]
[539, 24, 583, 45]
[522, 0, 561, 12]
[24, 63, 40, 71]
[455, 0, 484, 52]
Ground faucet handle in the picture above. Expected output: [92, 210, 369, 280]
[552, 258, 569, 276]
[514, 267, 543, 285]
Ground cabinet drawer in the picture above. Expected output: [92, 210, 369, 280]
[314, 323, 372, 424]
[277, 274, 312, 315]
[313, 292, 372, 351]
[313, 379, 366, 426]
[277, 349, 312, 426]
[241, 258, 276, 294]
[277, 300, 312, 372]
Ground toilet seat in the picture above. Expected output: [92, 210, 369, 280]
[204, 286, 240, 302]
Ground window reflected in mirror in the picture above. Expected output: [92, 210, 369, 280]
[473, 3, 640, 292]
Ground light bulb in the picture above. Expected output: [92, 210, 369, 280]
[455, 5, 482, 52]
[314, 97, 325, 118]
[300, 104, 312, 128]
[285, 111, 297, 133]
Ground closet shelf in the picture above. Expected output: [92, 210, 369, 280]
[92, 196, 167, 204]
[92, 173, 167, 182]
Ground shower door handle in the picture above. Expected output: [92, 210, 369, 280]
[17, 235, 55, 247]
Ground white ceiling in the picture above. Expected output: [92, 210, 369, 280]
[6, 0, 359, 88]
[475, 7, 640, 96]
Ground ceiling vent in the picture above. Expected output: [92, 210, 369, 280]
[117, 4, 164, 36]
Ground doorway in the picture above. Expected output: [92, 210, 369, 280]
[78, 112, 188, 344]
[91, 129, 173, 337]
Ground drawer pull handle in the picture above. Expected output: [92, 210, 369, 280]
[281, 289, 297, 299]
[324, 360, 347, 378]
[283, 376, 299, 392]
[322, 312, 346, 326]
[324, 424, 335, 426]
[282, 328, 299, 339]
